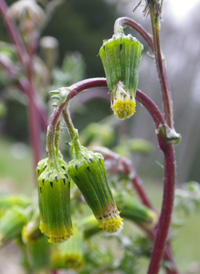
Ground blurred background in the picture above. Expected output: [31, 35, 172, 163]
[0, 0, 200, 272]
[0, 0, 200, 186]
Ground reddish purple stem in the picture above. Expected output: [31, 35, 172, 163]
[114, 17, 154, 51]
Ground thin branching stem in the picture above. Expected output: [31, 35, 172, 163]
[0, 0, 45, 168]
[149, 6, 173, 128]
[0, 0, 28, 66]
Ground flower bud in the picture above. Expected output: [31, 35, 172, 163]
[115, 192, 157, 229]
[67, 146, 123, 233]
[99, 33, 143, 119]
[0, 207, 28, 247]
[37, 157, 73, 243]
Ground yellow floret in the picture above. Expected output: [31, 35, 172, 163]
[98, 211, 123, 233]
[40, 221, 73, 243]
[112, 99, 136, 119]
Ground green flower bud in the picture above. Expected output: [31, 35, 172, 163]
[37, 157, 73, 243]
[67, 145, 123, 233]
[52, 226, 84, 270]
[115, 192, 157, 229]
[99, 33, 143, 119]
[0, 207, 28, 247]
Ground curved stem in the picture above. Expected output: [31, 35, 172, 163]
[136, 89, 165, 127]
[67, 78, 108, 100]
[114, 17, 154, 51]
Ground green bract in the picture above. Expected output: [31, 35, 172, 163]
[67, 140, 123, 233]
[37, 157, 72, 243]
[99, 33, 143, 119]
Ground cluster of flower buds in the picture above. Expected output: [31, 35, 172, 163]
[37, 156, 73, 243]
[99, 33, 143, 119]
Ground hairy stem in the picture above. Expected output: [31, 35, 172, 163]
[62, 107, 77, 140]
[47, 103, 65, 160]
[149, 6, 173, 128]
[148, 143, 176, 274]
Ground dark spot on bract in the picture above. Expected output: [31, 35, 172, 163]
[40, 187, 42, 193]
[64, 173, 68, 178]
[75, 176, 79, 182]
[87, 166, 91, 172]
[63, 178, 66, 184]
[42, 179, 45, 185]
[50, 182, 53, 188]
[120, 43, 123, 51]
[43, 165, 47, 170]
[89, 158, 94, 163]
[75, 165, 78, 170]
[62, 166, 65, 170]
[55, 176, 58, 182]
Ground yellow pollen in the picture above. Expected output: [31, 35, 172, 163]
[112, 99, 136, 119]
[39, 221, 73, 243]
[98, 213, 123, 233]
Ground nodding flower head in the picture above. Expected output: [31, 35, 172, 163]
[36, 157, 73, 243]
[99, 33, 143, 119]
[67, 145, 123, 233]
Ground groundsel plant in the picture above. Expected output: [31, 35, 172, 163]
[1, 0, 196, 273]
